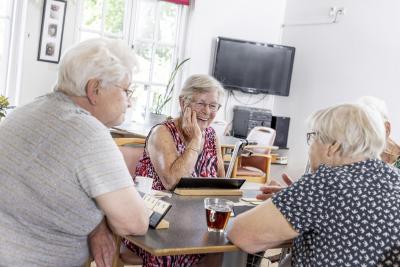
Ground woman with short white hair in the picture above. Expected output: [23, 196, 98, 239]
[123, 74, 226, 266]
[228, 103, 400, 266]
[0, 38, 149, 266]
[135, 74, 226, 191]
[56, 37, 137, 96]
[55, 37, 137, 128]
[358, 96, 400, 167]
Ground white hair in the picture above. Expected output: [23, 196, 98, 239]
[179, 74, 225, 103]
[55, 38, 138, 96]
[308, 103, 386, 159]
[357, 96, 389, 122]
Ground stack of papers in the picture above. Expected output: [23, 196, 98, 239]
[151, 190, 172, 198]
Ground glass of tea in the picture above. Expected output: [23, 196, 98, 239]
[204, 198, 234, 232]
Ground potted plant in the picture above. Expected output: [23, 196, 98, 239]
[0, 95, 9, 122]
[147, 58, 190, 125]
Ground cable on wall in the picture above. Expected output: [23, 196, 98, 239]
[282, 7, 346, 28]
[230, 90, 268, 106]
[223, 90, 231, 121]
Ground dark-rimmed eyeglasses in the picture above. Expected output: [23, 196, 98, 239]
[114, 84, 135, 99]
[306, 131, 317, 145]
[191, 101, 221, 112]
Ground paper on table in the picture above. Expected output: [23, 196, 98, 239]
[151, 190, 172, 198]
[240, 197, 264, 205]
[240, 181, 264, 190]
[135, 176, 153, 195]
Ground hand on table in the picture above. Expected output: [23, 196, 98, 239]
[256, 173, 294, 201]
[88, 218, 116, 267]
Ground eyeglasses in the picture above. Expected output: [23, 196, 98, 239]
[306, 131, 317, 145]
[114, 84, 135, 99]
[191, 101, 221, 112]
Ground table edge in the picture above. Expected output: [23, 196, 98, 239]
[124, 236, 239, 256]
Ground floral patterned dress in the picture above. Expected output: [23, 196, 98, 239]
[272, 159, 400, 266]
[123, 120, 219, 267]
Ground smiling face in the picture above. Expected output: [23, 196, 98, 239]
[182, 90, 220, 131]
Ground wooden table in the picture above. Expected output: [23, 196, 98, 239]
[112, 122, 151, 138]
[113, 123, 278, 150]
[124, 191, 292, 266]
[112, 122, 245, 148]
[124, 194, 239, 256]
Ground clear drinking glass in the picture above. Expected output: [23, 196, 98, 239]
[204, 198, 233, 232]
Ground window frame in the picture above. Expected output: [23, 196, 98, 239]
[75, 0, 129, 40]
[128, 0, 188, 118]
[0, 0, 27, 105]
[75, 0, 189, 121]
[0, 0, 14, 96]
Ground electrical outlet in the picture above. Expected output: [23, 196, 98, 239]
[336, 7, 346, 15]
[330, 6, 346, 17]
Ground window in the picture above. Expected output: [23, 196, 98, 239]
[0, 0, 14, 96]
[0, 0, 25, 105]
[77, 0, 188, 122]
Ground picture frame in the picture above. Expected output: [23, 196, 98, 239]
[37, 0, 67, 64]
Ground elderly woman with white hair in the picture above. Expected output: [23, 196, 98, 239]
[123, 74, 226, 266]
[0, 38, 149, 266]
[358, 96, 400, 168]
[257, 96, 400, 202]
[136, 74, 226, 190]
[228, 103, 400, 266]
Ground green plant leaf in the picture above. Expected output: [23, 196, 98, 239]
[152, 58, 190, 114]
[0, 95, 10, 118]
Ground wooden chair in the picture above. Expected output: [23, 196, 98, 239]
[114, 137, 146, 146]
[84, 138, 146, 267]
[231, 127, 276, 184]
[84, 234, 142, 267]
[246, 126, 276, 153]
[231, 151, 272, 183]
[116, 138, 146, 178]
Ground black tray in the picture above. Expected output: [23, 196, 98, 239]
[175, 177, 246, 189]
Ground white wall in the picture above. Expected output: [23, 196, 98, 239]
[274, 0, 400, 178]
[17, 1, 400, 180]
[18, 0, 287, 126]
[171, 0, 288, 124]
[18, 0, 77, 105]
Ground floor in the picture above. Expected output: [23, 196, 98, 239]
[90, 249, 282, 267]
[261, 249, 281, 267]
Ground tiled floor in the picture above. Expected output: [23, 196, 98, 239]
[261, 249, 281, 267]
[90, 249, 282, 267]
[105, 263, 277, 267]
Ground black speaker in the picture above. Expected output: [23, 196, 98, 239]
[271, 116, 290, 148]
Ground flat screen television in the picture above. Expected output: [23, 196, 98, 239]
[212, 37, 295, 96]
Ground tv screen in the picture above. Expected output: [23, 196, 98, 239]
[212, 37, 295, 96]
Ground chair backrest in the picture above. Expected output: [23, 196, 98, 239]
[246, 126, 276, 154]
[247, 126, 276, 146]
[211, 120, 229, 138]
[114, 138, 145, 178]
[114, 137, 146, 146]
[116, 138, 146, 266]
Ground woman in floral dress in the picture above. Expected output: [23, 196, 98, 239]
[123, 74, 226, 267]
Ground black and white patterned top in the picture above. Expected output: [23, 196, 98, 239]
[272, 159, 400, 267]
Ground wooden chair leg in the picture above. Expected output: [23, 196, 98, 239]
[83, 258, 92, 267]
[112, 235, 124, 267]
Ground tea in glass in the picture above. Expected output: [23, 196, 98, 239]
[204, 198, 233, 232]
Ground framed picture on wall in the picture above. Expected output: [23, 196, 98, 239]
[37, 0, 67, 64]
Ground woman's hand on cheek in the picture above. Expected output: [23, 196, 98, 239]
[182, 107, 202, 142]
